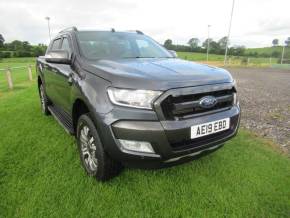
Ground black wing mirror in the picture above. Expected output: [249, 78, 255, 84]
[168, 50, 178, 58]
[45, 50, 71, 64]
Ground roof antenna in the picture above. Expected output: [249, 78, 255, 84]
[111, 28, 115, 32]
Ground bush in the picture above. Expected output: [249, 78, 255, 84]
[0, 51, 11, 58]
[241, 57, 248, 65]
[13, 50, 34, 57]
[272, 51, 281, 58]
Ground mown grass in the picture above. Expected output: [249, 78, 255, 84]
[0, 59, 290, 217]
[245, 46, 290, 58]
[0, 58, 36, 94]
[177, 52, 279, 67]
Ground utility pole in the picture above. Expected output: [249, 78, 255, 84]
[281, 44, 285, 64]
[224, 0, 235, 66]
[45, 17, 51, 41]
[206, 25, 211, 63]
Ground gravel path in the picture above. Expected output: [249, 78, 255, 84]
[227, 67, 290, 154]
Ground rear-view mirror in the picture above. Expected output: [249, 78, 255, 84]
[168, 50, 178, 58]
[45, 50, 71, 64]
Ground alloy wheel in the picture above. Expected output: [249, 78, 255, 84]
[80, 125, 98, 172]
[40, 86, 46, 112]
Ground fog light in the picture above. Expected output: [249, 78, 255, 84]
[118, 139, 155, 153]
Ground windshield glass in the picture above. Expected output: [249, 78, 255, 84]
[76, 31, 172, 60]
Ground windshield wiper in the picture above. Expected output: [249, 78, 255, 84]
[122, 56, 160, 59]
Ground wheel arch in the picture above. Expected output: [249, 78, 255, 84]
[72, 98, 91, 133]
[37, 76, 42, 89]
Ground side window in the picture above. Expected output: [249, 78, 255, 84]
[61, 37, 71, 54]
[51, 38, 61, 50]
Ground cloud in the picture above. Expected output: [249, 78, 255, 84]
[0, 0, 289, 47]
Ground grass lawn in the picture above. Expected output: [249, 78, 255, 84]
[0, 58, 36, 94]
[245, 46, 290, 58]
[0, 60, 290, 217]
[177, 52, 279, 66]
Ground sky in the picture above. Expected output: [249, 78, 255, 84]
[1, 0, 290, 48]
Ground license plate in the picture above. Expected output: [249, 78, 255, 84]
[191, 118, 230, 139]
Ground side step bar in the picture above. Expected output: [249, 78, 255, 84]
[48, 105, 74, 135]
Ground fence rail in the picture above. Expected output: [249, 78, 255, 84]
[0, 65, 33, 90]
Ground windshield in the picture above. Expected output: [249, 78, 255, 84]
[76, 31, 172, 60]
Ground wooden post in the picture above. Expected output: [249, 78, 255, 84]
[28, 65, 33, 81]
[6, 67, 13, 90]
[247, 58, 250, 65]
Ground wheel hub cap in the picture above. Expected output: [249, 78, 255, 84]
[80, 125, 98, 172]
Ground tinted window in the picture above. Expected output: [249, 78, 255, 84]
[61, 37, 71, 54]
[76, 31, 172, 60]
[51, 38, 61, 50]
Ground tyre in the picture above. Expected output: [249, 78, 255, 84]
[76, 114, 122, 181]
[39, 84, 50, 115]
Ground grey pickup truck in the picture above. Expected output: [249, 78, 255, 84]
[36, 27, 240, 181]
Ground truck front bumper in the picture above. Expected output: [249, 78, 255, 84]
[100, 105, 240, 168]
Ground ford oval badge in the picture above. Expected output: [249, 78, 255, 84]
[199, 96, 217, 109]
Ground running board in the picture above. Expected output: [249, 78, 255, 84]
[48, 105, 74, 135]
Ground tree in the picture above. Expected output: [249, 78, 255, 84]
[202, 38, 213, 49]
[218, 36, 228, 49]
[228, 46, 246, 56]
[164, 39, 173, 49]
[209, 41, 221, 53]
[202, 39, 224, 54]
[272, 39, 279, 47]
[32, 44, 47, 57]
[285, 37, 290, 47]
[187, 38, 200, 49]
[22, 41, 31, 51]
[0, 34, 4, 48]
[8, 40, 23, 51]
[271, 51, 281, 58]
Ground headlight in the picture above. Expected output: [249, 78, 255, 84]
[107, 87, 162, 109]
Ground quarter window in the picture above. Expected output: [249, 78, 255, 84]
[61, 38, 71, 54]
[51, 38, 61, 50]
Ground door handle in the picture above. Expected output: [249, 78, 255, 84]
[68, 73, 73, 85]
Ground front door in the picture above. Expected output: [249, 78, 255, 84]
[50, 36, 74, 113]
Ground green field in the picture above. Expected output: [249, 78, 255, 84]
[176, 46, 290, 66]
[177, 52, 225, 61]
[0, 57, 36, 94]
[0, 58, 290, 217]
[245, 46, 290, 58]
[177, 52, 279, 66]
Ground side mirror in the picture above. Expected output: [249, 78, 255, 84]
[168, 50, 178, 58]
[45, 50, 71, 64]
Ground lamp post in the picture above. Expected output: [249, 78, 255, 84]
[281, 44, 285, 64]
[224, 0, 235, 66]
[206, 25, 211, 63]
[45, 17, 51, 41]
